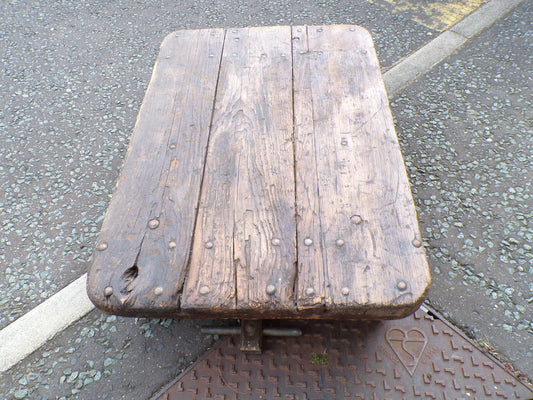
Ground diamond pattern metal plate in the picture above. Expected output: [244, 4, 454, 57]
[153, 307, 533, 400]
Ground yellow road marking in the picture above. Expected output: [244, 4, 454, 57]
[367, 0, 488, 31]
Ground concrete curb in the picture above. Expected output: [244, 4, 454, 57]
[383, 0, 525, 97]
[0, 274, 94, 373]
[0, 0, 526, 375]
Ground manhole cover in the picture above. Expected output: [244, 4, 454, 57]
[153, 306, 532, 399]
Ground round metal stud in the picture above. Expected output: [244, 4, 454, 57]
[342, 287, 350, 296]
[199, 286, 211, 295]
[397, 281, 407, 291]
[266, 284, 276, 296]
[361, 49, 367, 55]
[305, 287, 315, 297]
[350, 215, 363, 225]
[412, 238, 422, 248]
[168, 241, 177, 249]
[148, 219, 160, 229]
[104, 286, 113, 297]
[304, 238, 313, 246]
[271, 238, 281, 246]
[336, 239, 345, 247]
[154, 286, 163, 296]
[169, 143, 176, 149]
[96, 242, 108, 251]
[205, 241, 214, 249]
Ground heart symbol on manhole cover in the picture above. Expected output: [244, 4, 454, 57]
[385, 328, 427, 376]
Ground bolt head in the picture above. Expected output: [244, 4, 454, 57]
[168, 241, 177, 249]
[350, 215, 363, 225]
[96, 242, 108, 251]
[103, 286, 113, 297]
[154, 286, 163, 296]
[148, 219, 160, 229]
[342, 287, 350, 296]
[412, 239, 422, 248]
[266, 284, 276, 296]
[336, 239, 345, 247]
[305, 287, 315, 297]
[304, 238, 313, 246]
[397, 281, 407, 291]
[205, 241, 214, 249]
[199, 286, 210, 295]
[271, 238, 281, 246]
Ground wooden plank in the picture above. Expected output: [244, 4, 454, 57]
[181, 26, 297, 314]
[293, 25, 430, 317]
[291, 26, 326, 312]
[87, 29, 225, 315]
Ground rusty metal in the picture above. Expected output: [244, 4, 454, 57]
[201, 326, 303, 337]
[154, 306, 533, 400]
[240, 320, 262, 353]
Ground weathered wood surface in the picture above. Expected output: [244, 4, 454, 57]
[292, 25, 430, 317]
[181, 26, 297, 315]
[87, 29, 225, 315]
[87, 25, 430, 320]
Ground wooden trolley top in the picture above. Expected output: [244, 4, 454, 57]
[87, 25, 430, 320]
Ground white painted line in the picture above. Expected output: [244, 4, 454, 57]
[0, 274, 94, 373]
[450, 0, 524, 38]
[383, 31, 467, 97]
[383, 0, 525, 97]
[0, 0, 525, 374]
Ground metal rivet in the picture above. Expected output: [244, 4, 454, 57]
[169, 143, 176, 149]
[342, 287, 350, 296]
[96, 242, 108, 251]
[266, 285, 276, 295]
[299, 50, 306, 55]
[305, 287, 315, 297]
[168, 241, 177, 249]
[234, 37, 240, 41]
[271, 238, 281, 246]
[317, 28, 323, 32]
[154, 286, 163, 296]
[232, 29, 238, 33]
[412, 239, 422, 248]
[165, 55, 170, 59]
[199, 286, 210, 295]
[293, 36, 300, 41]
[361, 49, 367, 55]
[232, 52, 237, 57]
[349, 27, 355, 32]
[336, 239, 345, 247]
[205, 241, 214, 249]
[397, 281, 407, 291]
[209, 53, 214, 58]
[341, 139, 348, 146]
[148, 219, 160, 229]
[304, 238, 313, 246]
[350, 215, 363, 225]
[104, 286, 113, 297]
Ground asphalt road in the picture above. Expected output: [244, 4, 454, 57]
[0, 0, 531, 398]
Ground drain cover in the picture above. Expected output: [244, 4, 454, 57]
[153, 307, 532, 399]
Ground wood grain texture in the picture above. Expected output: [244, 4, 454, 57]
[88, 25, 430, 320]
[292, 26, 327, 311]
[87, 29, 225, 315]
[292, 25, 430, 317]
[181, 26, 297, 315]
